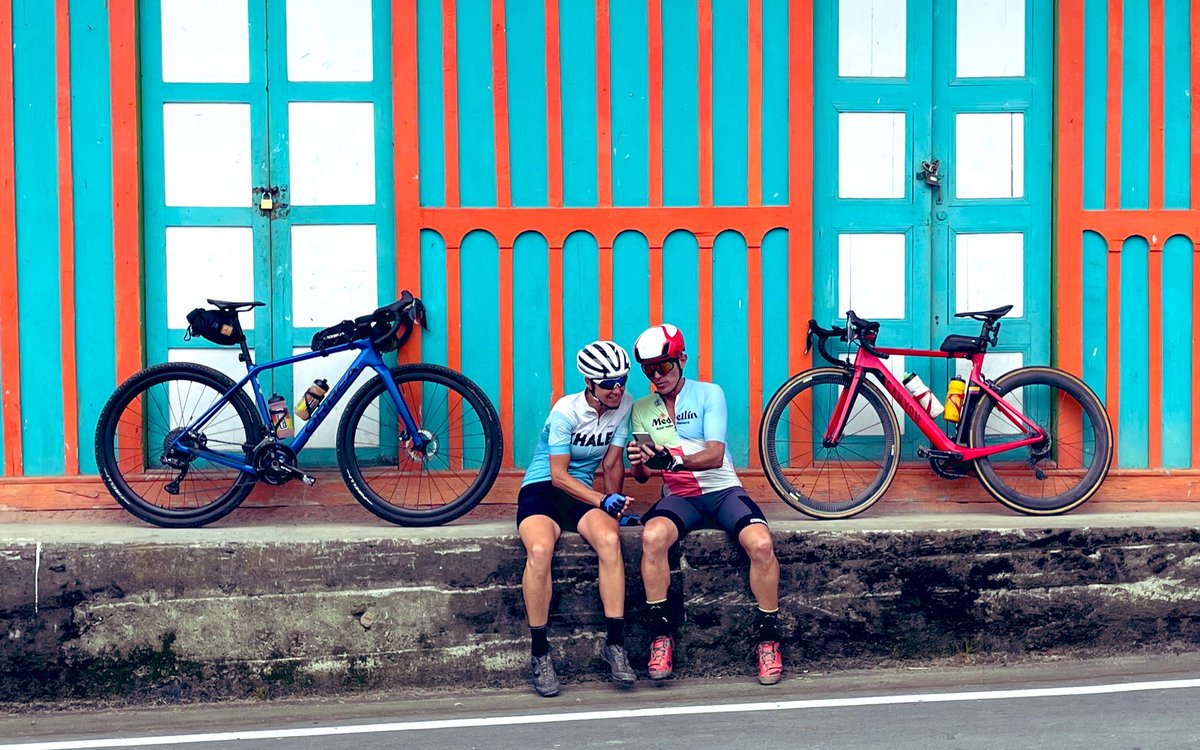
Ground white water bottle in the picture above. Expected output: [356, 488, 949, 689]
[902, 372, 944, 419]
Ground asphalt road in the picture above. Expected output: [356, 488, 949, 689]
[3, 654, 1200, 749]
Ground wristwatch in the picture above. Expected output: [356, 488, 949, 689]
[666, 455, 685, 472]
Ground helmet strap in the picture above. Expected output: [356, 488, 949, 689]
[584, 383, 608, 413]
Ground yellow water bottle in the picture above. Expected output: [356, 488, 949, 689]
[944, 377, 966, 422]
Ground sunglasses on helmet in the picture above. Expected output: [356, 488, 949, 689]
[640, 360, 677, 377]
[592, 375, 628, 390]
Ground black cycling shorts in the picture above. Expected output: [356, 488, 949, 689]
[516, 480, 595, 533]
[642, 485, 768, 539]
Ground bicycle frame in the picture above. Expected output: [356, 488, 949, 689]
[826, 345, 1047, 461]
[170, 339, 423, 473]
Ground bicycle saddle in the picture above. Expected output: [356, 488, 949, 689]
[207, 299, 266, 312]
[954, 304, 1013, 322]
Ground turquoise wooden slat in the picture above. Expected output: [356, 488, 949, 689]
[512, 232, 552, 468]
[456, 0, 497, 207]
[612, 231, 650, 401]
[460, 231, 501, 415]
[661, 230, 700, 365]
[420, 230, 449, 368]
[1119, 0, 1149, 209]
[761, 0, 789, 205]
[1160, 235, 1193, 468]
[1081, 231, 1108, 402]
[13, 0, 64, 475]
[761, 228, 791, 447]
[661, 0, 699, 206]
[417, 0, 446, 207]
[1118, 236, 1149, 468]
[561, 232, 600, 388]
[505, 0, 549, 207]
[712, 0, 748, 207]
[609, 1, 648, 206]
[70, 0, 116, 475]
[1082, 0, 1108, 210]
[559, 1, 598, 206]
[1162, 1, 1191, 209]
[711, 232, 750, 464]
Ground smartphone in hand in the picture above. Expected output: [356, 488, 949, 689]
[632, 432, 654, 447]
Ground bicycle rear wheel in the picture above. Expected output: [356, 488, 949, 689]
[336, 363, 503, 526]
[94, 362, 260, 527]
[970, 366, 1113, 515]
[758, 367, 900, 519]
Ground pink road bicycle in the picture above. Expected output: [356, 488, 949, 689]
[758, 306, 1114, 519]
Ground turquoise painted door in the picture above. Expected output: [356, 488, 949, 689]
[814, 0, 1052, 453]
[140, 0, 395, 451]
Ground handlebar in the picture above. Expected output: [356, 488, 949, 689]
[805, 310, 889, 367]
[370, 291, 429, 352]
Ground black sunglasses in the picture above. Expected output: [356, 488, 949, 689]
[593, 375, 628, 390]
[640, 360, 677, 377]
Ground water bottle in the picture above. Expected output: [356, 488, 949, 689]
[902, 372, 944, 419]
[943, 377, 967, 422]
[268, 394, 294, 438]
[295, 378, 329, 421]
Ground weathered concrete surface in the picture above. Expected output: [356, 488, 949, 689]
[2, 508, 1200, 704]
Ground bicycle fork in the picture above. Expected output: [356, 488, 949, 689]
[822, 368, 866, 447]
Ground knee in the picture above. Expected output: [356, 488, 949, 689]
[592, 529, 623, 563]
[642, 523, 674, 556]
[525, 540, 555, 573]
[744, 531, 775, 564]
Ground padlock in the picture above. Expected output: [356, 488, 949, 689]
[259, 190, 274, 211]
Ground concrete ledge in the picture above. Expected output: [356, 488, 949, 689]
[3, 510, 1200, 704]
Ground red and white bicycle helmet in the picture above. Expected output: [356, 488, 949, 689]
[576, 340, 631, 380]
[633, 324, 685, 363]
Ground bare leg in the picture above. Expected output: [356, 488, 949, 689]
[576, 509, 625, 618]
[519, 515, 561, 626]
[640, 517, 679, 602]
[738, 524, 779, 611]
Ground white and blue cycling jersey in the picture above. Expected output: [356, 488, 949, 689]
[522, 391, 633, 487]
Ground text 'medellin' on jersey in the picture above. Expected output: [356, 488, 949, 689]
[631, 379, 740, 495]
[522, 391, 633, 487]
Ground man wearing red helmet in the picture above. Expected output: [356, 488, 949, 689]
[626, 324, 783, 685]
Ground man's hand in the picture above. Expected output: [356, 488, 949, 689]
[627, 441, 652, 467]
[600, 493, 628, 518]
[644, 446, 680, 471]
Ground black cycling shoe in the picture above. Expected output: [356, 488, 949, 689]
[530, 654, 560, 697]
[602, 644, 637, 687]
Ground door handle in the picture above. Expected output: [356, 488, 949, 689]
[917, 159, 943, 204]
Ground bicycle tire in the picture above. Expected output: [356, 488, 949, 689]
[94, 362, 260, 527]
[970, 366, 1113, 515]
[759, 367, 900, 519]
[336, 363, 503, 526]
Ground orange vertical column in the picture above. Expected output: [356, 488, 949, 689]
[548, 242, 565, 400]
[648, 0, 664, 207]
[1104, 0, 1123, 209]
[697, 0, 713, 206]
[648, 242, 663, 324]
[110, 0, 142, 384]
[789, 0, 814, 374]
[697, 238, 713, 382]
[1055, 0, 1085, 378]
[1147, 242, 1162, 468]
[1147, 0, 1164, 210]
[498, 243, 514, 465]
[394, 0, 422, 362]
[1105, 239, 1122, 468]
[747, 0, 763, 207]
[56, 0, 78, 474]
[546, 0, 564, 207]
[595, 0, 613, 206]
[0, 0, 19, 474]
[598, 243, 613, 340]
[747, 243, 763, 468]
[491, 0, 511, 208]
[443, 0, 461, 207]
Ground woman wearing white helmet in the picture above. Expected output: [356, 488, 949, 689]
[517, 340, 638, 697]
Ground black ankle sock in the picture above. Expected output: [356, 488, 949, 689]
[647, 601, 672, 637]
[530, 625, 549, 657]
[755, 608, 780, 642]
[605, 617, 625, 647]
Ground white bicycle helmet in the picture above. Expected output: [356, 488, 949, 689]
[633, 324, 686, 363]
[576, 340, 631, 380]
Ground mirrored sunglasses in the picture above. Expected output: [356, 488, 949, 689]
[593, 375, 628, 390]
[640, 360, 677, 377]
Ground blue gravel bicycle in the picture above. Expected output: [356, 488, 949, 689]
[95, 292, 502, 528]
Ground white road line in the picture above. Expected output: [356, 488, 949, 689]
[4, 678, 1199, 750]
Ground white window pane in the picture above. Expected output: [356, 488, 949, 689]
[839, 0, 906, 77]
[839, 112, 906, 198]
[291, 225, 377, 327]
[957, 0, 1026, 78]
[838, 233, 906, 319]
[840, 353, 909, 435]
[166, 227, 255, 330]
[161, 0, 249, 83]
[288, 103, 376, 205]
[956, 112, 1024, 198]
[163, 104, 252, 207]
[287, 0, 373, 82]
[169, 347, 257, 402]
[956, 352, 1025, 436]
[956, 233, 1024, 317]
[291, 347, 376, 449]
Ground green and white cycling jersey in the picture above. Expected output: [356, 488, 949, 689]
[522, 391, 633, 487]
[630, 379, 740, 496]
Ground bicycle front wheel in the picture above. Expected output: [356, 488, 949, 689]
[94, 362, 260, 527]
[970, 366, 1113, 515]
[336, 363, 503, 526]
[759, 367, 900, 519]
